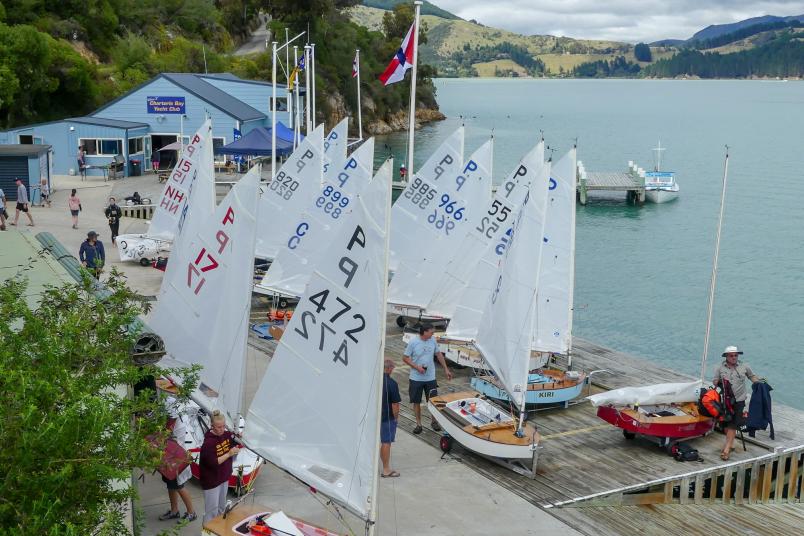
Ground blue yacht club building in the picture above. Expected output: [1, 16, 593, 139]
[0, 73, 295, 194]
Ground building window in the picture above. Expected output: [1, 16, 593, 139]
[80, 138, 123, 156]
[213, 137, 226, 163]
[270, 97, 288, 111]
[19, 134, 33, 144]
[128, 137, 144, 154]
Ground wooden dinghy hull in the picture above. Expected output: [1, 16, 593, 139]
[471, 370, 587, 405]
[428, 392, 539, 462]
[596, 402, 714, 442]
[202, 503, 341, 536]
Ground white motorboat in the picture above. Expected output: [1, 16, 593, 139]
[644, 140, 679, 203]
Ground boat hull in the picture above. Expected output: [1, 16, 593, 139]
[471, 370, 587, 405]
[202, 504, 339, 536]
[645, 188, 679, 203]
[428, 392, 539, 461]
[596, 403, 714, 440]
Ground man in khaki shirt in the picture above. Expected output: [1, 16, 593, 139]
[713, 345, 759, 460]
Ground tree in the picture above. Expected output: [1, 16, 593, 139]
[0, 269, 197, 535]
[634, 43, 652, 62]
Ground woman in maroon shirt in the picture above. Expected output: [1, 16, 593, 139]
[200, 410, 240, 523]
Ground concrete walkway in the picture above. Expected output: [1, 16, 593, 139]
[4, 173, 583, 536]
[234, 12, 271, 56]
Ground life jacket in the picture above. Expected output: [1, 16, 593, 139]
[699, 388, 724, 420]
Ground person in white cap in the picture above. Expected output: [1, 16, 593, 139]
[713, 345, 759, 460]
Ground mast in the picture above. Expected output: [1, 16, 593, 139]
[699, 147, 730, 381]
[271, 41, 277, 180]
[305, 45, 312, 134]
[356, 49, 363, 140]
[367, 159, 392, 536]
[567, 144, 577, 370]
[293, 45, 299, 148]
[311, 43, 317, 129]
[653, 139, 665, 172]
[406, 1, 422, 173]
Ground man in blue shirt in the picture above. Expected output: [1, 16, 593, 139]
[79, 231, 106, 278]
[403, 324, 453, 434]
[380, 359, 401, 478]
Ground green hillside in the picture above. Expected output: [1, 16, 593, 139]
[362, 0, 459, 20]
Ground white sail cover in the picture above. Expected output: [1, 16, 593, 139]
[151, 166, 261, 423]
[587, 381, 703, 407]
[323, 118, 349, 178]
[257, 138, 375, 297]
[533, 148, 577, 354]
[443, 142, 544, 337]
[245, 160, 392, 520]
[255, 125, 324, 260]
[148, 119, 216, 240]
[389, 127, 464, 272]
[388, 138, 493, 309]
[474, 161, 552, 409]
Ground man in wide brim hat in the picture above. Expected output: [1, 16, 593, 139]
[713, 345, 759, 460]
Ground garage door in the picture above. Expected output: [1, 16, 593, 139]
[0, 156, 29, 201]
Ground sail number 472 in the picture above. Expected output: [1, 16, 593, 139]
[294, 291, 365, 366]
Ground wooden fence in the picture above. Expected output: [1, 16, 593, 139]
[548, 445, 803, 507]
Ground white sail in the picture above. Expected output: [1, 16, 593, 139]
[257, 138, 375, 297]
[474, 161, 552, 409]
[587, 381, 703, 407]
[244, 160, 392, 520]
[255, 125, 324, 260]
[389, 127, 464, 272]
[533, 148, 577, 354]
[322, 118, 349, 179]
[443, 141, 545, 338]
[388, 138, 493, 309]
[151, 166, 261, 424]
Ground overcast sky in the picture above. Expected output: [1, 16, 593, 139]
[433, 0, 804, 42]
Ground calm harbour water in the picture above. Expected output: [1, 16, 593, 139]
[376, 78, 804, 409]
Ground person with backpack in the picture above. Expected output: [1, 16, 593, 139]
[713, 345, 759, 460]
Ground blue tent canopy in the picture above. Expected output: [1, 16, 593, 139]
[215, 123, 301, 157]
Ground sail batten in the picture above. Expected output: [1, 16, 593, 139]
[245, 161, 392, 520]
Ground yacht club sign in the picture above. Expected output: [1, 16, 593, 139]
[147, 96, 186, 114]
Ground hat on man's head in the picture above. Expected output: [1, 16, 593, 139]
[722, 345, 743, 357]
[87, 230, 99, 238]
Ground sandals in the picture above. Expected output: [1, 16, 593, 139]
[381, 470, 400, 478]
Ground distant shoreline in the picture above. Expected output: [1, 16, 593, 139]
[434, 76, 802, 81]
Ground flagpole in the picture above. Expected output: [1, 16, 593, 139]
[271, 40, 278, 180]
[311, 43, 317, 130]
[285, 28, 292, 132]
[406, 1, 422, 174]
[356, 49, 363, 140]
[293, 45, 300, 149]
[304, 45, 312, 134]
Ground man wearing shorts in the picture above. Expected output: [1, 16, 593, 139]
[713, 345, 759, 460]
[403, 324, 452, 434]
[380, 359, 401, 477]
[11, 178, 34, 227]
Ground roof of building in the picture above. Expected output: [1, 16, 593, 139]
[68, 117, 149, 129]
[0, 232, 74, 308]
[0, 144, 52, 156]
[92, 73, 268, 122]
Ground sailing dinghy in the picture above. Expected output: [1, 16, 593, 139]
[589, 150, 732, 447]
[388, 136, 493, 327]
[150, 164, 264, 489]
[429, 158, 552, 477]
[116, 119, 216, 264]
[472, 147, 588, 406]
[204, 160, 393, 536]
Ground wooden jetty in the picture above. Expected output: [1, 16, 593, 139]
[245, 312, 804, 535]
[577, 160, 646, 205]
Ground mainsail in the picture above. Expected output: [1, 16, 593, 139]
[443, 141, 545, 339]
[388, 138, 493, 310]
[254, 124, 324, 260]
[323, 118, 349, 179]
[257, 138, 375, 297]
[389, 127, 464, 272]
[117, 120, 215, 261]
[533, 148, 577, 354]
[244, 160, 392, 520]
[150, 165, 261, 424]
[474, 161, 552, 409]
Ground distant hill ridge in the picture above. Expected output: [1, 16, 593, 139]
[691, 14, 804, 41]
[361, 0, 460, 20]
